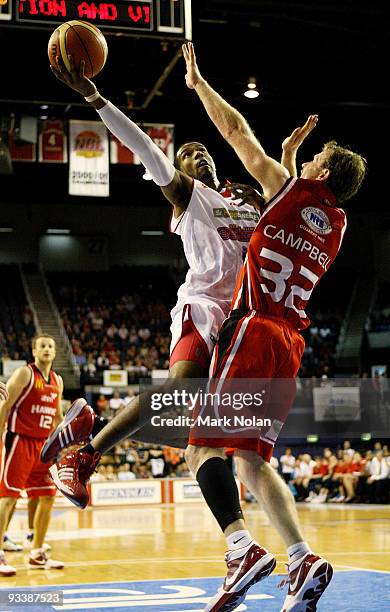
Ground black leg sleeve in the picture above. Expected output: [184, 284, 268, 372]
[196, 457, 244, 532]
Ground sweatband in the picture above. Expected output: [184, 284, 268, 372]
[97, 101, 175, 187]
[84, 90, 100, 103]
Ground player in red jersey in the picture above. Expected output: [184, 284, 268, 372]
[180, 43, 367, 611]
[0, 335, 65, 576]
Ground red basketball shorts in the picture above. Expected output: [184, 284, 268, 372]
[188, 311, 305, 461]
[0, 431, 56, 498]
[169, 305, 212, 372]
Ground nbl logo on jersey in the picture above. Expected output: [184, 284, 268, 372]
[301, 207, 332, 235]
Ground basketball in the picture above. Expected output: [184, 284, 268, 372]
[48, 20, 108, 78]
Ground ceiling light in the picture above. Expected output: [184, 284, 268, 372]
[244, 89, 260, 99]
[141, 230, 164, 236]
[244, 76, 260, 99]
[46, 228, 71, 234]
[0, 227, 14, 233]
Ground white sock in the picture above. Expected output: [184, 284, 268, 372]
[226, 529, 253, 551]
[31, 547, 44, 557]
[287, 541, 311, 569]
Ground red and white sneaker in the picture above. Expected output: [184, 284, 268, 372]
[204, 542, 276, 611]
[49, 450, 101, 509]
[280, 553, 333, 611]
[28, 549, 64, 570]
[0, 552, 16, 577]
[41, 398, 96, 463]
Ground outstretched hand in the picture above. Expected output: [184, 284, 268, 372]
[282, 114, 318, 152]
[228, 182, 266, 214]
[50, 54, 97, 98]
[182, 42, 203, 89]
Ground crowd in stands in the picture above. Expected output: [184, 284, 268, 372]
[368, 283, 390, 332]
[47, 268, 176, 383]
[0, 264, 353, 383]
[91, 440, 190, 481]
[0, 265, 35, 370]
[277, 440, 390, 504]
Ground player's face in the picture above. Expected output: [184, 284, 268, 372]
[33, 337, 56, 365]
[300, 151, 328, 179]
[177, 142, 216, 181]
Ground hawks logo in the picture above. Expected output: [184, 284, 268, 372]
[75, 131, 104, 158]
[301, 207, 332, 235]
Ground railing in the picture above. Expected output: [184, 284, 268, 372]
[18, 263, 41, 335]
[38, 264, 80, 378]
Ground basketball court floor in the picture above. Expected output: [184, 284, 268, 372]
[1, 502, 389, 611]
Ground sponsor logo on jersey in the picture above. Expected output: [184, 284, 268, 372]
[35, 378, 44, 390]
[40, 393, 58, 403]
[213, 207, 260, 222]
[217, 224, 255, 243]
[301, 207, 332, 234]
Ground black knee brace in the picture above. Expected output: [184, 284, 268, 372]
[196, 457, 244, 532]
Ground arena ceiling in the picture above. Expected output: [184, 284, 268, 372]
[0, 1, 388, 210]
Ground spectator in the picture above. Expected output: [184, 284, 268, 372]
[118, 463, 136, 481]
[109, 391, 125, 416]
[366, 450, 389, 503]
[280, 447, 296, 483]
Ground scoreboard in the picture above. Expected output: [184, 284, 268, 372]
[0, 0, 192, 39]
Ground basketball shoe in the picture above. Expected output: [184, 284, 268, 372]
[280, 553, 333, 611]
[49, 449, 101, 508]
[23, 532, 51, 553]
[41, 398, 98, 463]
[28, 549, 64, 570]
[0, 552, 16, 577]
[204, 542, 276, 611]
[3, 534, 23, 552]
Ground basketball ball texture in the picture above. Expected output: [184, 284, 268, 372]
[48, 20, 108, 78]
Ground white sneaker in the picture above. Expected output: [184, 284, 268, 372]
[304, 491, 316, 503]
[23, 533, 51, 552]
[310, 493, 327, 504]
[3, 535, 23, 552]
[0, 551, 16, 577]
[28, 550, 64, 570]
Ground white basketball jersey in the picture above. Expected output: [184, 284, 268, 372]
[170, 179, 260, 343]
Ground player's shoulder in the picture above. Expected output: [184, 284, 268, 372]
[8, 364, 33, 387]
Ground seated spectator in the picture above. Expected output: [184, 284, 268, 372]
[366, 450, 389, 503]
[117, 463, 136, 481]
[95, 394, 110, 418]
[280, 447, 296, 483]
[109, 391, 125, 416]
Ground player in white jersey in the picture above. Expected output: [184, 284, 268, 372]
[42, 55, 262, 465]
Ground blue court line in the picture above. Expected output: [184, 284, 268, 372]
[2, 571, 389, 611]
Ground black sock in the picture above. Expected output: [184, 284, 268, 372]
[196, 457, 244, 532]
[80, 443, 96, 455]
[91, 416, 108, 437]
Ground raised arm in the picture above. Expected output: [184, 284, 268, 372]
[182, 43, 289, 201]
[281, 115, 318, 177]
[50, 56, 192, 216]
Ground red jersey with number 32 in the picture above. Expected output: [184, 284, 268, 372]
[231, 177, 347, 330]
[7, 364, 61, 439]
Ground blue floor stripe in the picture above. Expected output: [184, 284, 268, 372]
[2, 571, 389, 611]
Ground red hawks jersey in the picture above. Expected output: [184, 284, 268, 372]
[231, 178, 347, 330]
[7, 364, 61, 439]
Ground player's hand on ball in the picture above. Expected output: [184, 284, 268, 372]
[0, 381, 9, 402]
[51, 54, 97, 98]
[228, 182, 266, 213]
[182, 42, 203, 89]
[282, 114, 318, 152]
